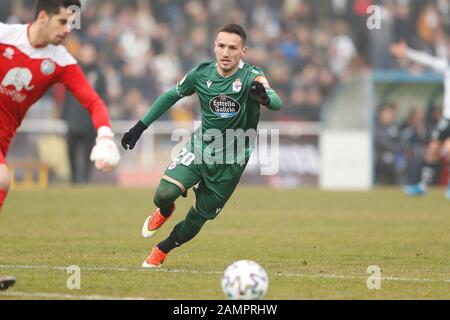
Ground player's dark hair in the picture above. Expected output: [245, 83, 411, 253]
[34, 0, 81, 20]
[218, 24, 247, 45]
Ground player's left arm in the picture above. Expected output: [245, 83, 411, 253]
[250, 75, 283, 111]
[59, 64, 120, 171]
[121, 67, 198, 151]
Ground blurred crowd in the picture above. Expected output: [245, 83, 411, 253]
[375, 102, 445, 186]
[1, 0, 449, 123]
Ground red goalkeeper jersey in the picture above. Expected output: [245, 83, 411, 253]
[0, 23, 111, 155]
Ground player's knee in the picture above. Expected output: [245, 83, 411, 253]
[154, 180, 182, 208]
[194, 193, 226, 221]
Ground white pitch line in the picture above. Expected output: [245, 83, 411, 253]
[280, 272, 450, 283]
[0, 291, 147, 300]
[1, 264, 449, 284]
[0, 264, 128, 272]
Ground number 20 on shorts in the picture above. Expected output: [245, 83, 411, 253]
[175, 148, 196, 166]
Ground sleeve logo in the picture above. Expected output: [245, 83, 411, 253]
[41, 59, 56, 75]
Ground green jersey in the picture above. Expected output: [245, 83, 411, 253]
[141, 60, 282, 165]
[138, 60, 282, 218]
[176, 60, 263, 164]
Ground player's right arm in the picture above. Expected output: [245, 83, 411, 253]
[121, 69, 197, 150]
[390, 40, 448, 72]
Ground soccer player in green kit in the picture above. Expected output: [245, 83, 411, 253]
[121, 24, 283, 268]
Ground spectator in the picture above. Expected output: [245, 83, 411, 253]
[328, 20, 357, 77]
[61, 44, 107, 184]
[375, 103, 405, 185]
[400, 108, 427, 186]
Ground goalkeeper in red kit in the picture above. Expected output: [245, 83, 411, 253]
[0, 0, 121, 212]
[0, 0, 121, 290]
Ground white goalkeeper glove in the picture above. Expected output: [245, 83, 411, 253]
[90, 126, 121, 172]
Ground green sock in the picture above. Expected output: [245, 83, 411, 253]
[158, 207, 207, 253]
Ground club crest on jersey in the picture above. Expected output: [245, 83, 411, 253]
[3, 48, 14, 60]
[41, 60, 56, 75]
[232, 78, 242, 93]
[209, 93, 240, 118]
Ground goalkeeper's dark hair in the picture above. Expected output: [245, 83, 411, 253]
[34, 0, 81, 20]
[218, 24, 247, 45]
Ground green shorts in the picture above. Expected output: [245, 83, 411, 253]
[162, 147, 248, 220]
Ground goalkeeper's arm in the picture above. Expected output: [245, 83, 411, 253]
[121, 88, 182, 150]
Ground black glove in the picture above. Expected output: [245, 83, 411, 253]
[121, 120, 148, 150]
[249, 80, 271, 106]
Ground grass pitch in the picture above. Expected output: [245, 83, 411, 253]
[0, 186, 449, 300]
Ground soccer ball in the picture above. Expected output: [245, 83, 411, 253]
[221, 260, 269, 300]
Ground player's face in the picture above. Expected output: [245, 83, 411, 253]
[43, 8, 75, 45]
[214, 32, 247, 76]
